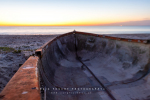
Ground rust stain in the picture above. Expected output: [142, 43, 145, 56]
[0, 56, 41, 100]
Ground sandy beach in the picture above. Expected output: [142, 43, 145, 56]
[0, 33, 150, 93]
[0, 35, 58, 92]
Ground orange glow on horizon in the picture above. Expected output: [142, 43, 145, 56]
[0, 0, 150, 26]
[0, 19, 149, 26]
[0, 21, 111, 26]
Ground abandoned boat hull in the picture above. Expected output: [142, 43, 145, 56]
[1, 31, 150, 100]
[36, 31, 150, 100]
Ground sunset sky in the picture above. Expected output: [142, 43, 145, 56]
[0, 0, 150, 26]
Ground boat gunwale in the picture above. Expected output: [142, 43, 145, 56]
[35, 31, 150, 58]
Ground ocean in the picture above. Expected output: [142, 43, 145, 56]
[0, 26, 150, 35]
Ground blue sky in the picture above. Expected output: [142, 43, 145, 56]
[0, 0, 150, 26]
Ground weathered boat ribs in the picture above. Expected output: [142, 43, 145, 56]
[35, 31, 150, 100]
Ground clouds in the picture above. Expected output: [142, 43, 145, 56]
[105, 20, 150, 26]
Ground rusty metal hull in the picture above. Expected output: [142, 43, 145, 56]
[36, 31, 150, 100]
[0, 56, 41, 100]
[1, 31, 150, 100]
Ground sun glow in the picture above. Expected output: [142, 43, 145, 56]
[0, 0, 150, 26]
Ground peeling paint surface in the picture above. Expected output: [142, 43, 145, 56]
[22, 66, 34, 69]
[22, 91, 28, 94]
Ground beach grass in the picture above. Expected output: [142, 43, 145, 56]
[13, 50, 22, 53]
[0, 47, 22, 53]
[0, 47, 15, 52]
